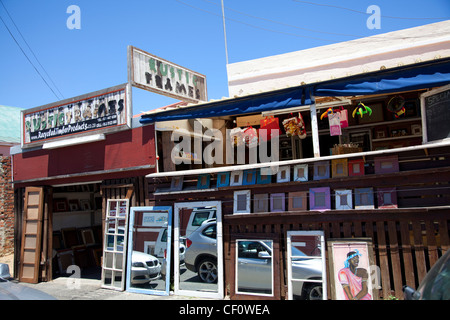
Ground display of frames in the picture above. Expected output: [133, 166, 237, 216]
[377, 187, 398, 209]
[233, 190, 251, 214]
[354, 188, 374, 209]
[374, 155, 399, 174]
[270, 193, 285, 212]
[257, 169, 272, 184]
[215, 172, 229, 188]
[332, 159, 348, 178]
[253, 193, 269, 213]
[309, 187, 331, 211]
[243, 169, 258, 186]
[170, 176, 184, 191]
[313, 161, 330, 180]
[276, 165, 290, 183]
[230, 171, 243, 186]
[288, 191, 308, 211]
[335, 189, 353, 210]
[348, 159, 365, 176]
[197, 174, 211, 189]
[293, 164, 308, 182]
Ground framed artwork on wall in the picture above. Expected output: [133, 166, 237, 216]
[327, 238, 378, 300]
[171, 176, 184, 191]
[270, 193, 285, 212]
[293, 164, 308, 182]
[332, 159, 348, 178]
[276, 165, 290, 183]
[230, 171, 243, 186]
[335, 189, 353, 210]
[288, 191, 307, 211]
[233, 190, 251, 214]
[377, 187, 398, 209]
[253, 194, 269, 213]
[354, 188, 374, 209]
[309, 187, 331, 211]
[257, 169, 272, 185]
[313, 161, 330, 180]
[216, 172, 230, 188]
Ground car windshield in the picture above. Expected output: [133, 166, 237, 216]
[418, 251, 450, 300]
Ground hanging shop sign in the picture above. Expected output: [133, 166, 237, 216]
[21, 84, 131, 148]
[128, 46, 207, 104]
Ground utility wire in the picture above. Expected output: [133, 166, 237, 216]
[0, 0, 64, 100]
[292, 0, 450, 20]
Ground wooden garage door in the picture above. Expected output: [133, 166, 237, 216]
[19, 187, 44, 283]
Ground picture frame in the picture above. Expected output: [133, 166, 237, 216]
[313, 161, 330, 180]
[309, 187, 331, 211]
[243, 169, 258, 186]
[233, 190, 251, 214]
[270, 193, 285, 212]
[197, 174, 211, 189]
[230, 171, 243, 186]
[288, 191, 308, 211]
[53, 198, 68, 212]
[377, 187, 398, 209]
[80, 199, 91, 211]
[335, 189, 353, 210]
[170, 176, 184, 191]
[293, 164, 308, 182]
[354, 188, 374, 209]
[375, 128, 387, 139]
[348, 159, 365, 176]
[253, 193, 269, 213]
[69, 199, 79, 211]
[216, 172, 230, 188]
[276, 165, 290, 183]
[257, 168, 273, 185]
[331, 159, 348, 178]
[374, 155, 399, 174]
[327, 238, 378, 300]
[411, 124, 422, 136]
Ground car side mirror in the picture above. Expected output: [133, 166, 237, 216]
[403, 285, 421, 300]
[0, 263, 11, 280]
[258, 251, 271, 259]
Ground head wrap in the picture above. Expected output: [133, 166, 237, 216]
[344, 249, 361, 268]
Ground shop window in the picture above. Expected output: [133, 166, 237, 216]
[286, 231, 327, 300]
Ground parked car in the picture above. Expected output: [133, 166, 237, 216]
[154, 223, 186, 264]
[0, 263, 56, 300]
[185, 207, 216, 237]
[184, 220, 324, 299]
[403, 249, 450, 300]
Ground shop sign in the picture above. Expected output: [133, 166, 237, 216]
[22, 84, 130, 148]
[128, 46, 207, 104]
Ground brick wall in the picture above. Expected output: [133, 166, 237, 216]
[0, 156, 14, 256]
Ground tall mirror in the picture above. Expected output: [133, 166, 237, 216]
[126, 206, 172, 296]
[236, 239, 274, 297]
[286, 230, 327, 300]
[174, 201, 223, 299]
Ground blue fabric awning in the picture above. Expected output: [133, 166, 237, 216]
[140, 58, 450, 124]
[140, 87, 312, 124]
[314, 58, 450, 96]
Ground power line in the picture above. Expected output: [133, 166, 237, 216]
[0, 0, 64, 100]
[292, 0, 450, 20]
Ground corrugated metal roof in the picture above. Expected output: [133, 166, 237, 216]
[0, 105, 23, 143]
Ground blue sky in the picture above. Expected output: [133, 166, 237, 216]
[1, 0, 449, 115]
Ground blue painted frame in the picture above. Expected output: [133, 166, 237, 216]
[197, 174, 211, 189]
[216, 172, 230, 188]
[243, 169, 258, 185]
[313, 161, 330, 180]
[257, 169, 272, 184]
[126, 206, 172, 296]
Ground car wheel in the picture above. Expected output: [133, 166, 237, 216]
[197, 258, 218, 283]
[303, 283, 323, 300]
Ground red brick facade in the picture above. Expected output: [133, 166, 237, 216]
[0, 156, 14, 256]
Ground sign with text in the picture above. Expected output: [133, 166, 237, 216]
[128, 46, 207, 104]
[22, 84, 131, 148]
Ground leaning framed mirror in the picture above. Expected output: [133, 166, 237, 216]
[126, 206, 172, 296]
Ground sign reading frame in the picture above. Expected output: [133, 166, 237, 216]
[128, 46, 207, 104]
[21, 83, 131, 148]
